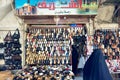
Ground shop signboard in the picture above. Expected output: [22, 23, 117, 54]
[15, 0, 98, 15]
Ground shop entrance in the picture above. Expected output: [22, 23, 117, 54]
[25, 24, 88, 73]
[17, 15, 96, 79]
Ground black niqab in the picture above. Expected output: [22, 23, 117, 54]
[83, 49, 113, 80]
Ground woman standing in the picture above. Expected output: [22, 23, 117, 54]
[83, 49, 113, 80]
[72, 45, 79, 76]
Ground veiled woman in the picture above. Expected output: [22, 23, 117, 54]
[83, 49, 113, 80]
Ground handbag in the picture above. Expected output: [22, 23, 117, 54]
[13, 40, 21, 48]
[5, 59, 12, 65]
[12, 55, 21, 60]
[12, 48, 22, 55]
[4, 31, 12, 41]
[0, 54, 4, 59]
[0, 43, 4, 48]
[12, 28, 20, 39]
[4, 42, 13, 48]
[13, 61, 21, 65]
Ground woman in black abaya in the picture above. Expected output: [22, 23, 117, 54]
[72, 45, 79, 75]
[83, 49, 113, 80]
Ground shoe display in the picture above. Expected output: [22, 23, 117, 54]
[4, 29, 22, 70]
[25, 26, 86, 66]
[13, 65, 74, 80]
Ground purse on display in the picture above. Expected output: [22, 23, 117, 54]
[0, 54, 4, 60]
[13, 40, 21, 48]
[12, 55, 21, 60]
[12, 48, 22, 55]
[13, 60, 22, 65]
[13, 43, 21, 48]
[0, 43, 4, 48]
[4, 42, 13, 48]
[12, 28, 20, 39]
[5, 59, 12, 65]
[4, 31, 13, 42]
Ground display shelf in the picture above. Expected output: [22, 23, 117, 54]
[3, 29, 22, 70]
[25, 25, 86, 66]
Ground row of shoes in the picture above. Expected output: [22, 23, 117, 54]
[26, 53, 70, 65]
[27, 27, 85, 40]
[26, 42, 70, 56]
[13, 65, 74, 80]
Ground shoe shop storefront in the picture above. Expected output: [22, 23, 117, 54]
[3, 0, 120, 80]
[15, 0, 98, 79]
[0, 0, 99, 80]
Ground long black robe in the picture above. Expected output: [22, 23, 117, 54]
[83, 49, 113, 80]
[72, 45, 79, 75]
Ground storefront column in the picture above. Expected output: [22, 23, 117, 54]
[21, 24, 27, 66]
[86, 18, 94, 36]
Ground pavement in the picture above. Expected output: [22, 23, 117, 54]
[0, 71, 14, 80]
[75, 70, 83, 80]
